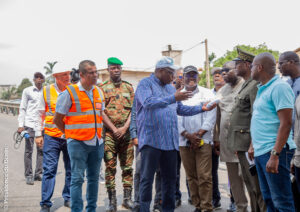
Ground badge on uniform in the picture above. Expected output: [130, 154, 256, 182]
[95, 102, 102, 110]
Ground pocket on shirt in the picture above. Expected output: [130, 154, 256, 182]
[238, 96, 251, 112]
[233, 126, 251, 147]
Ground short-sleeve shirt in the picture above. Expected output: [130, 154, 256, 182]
[251, 75, 296, 157]
[99, 80, 134, 127]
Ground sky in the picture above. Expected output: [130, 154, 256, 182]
[0, 0, 299, 85]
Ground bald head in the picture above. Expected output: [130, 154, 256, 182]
[278, 51, 300, 78]
[254, 52, 276, 75]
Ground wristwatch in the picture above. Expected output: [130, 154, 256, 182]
[270, 149, 280, 156]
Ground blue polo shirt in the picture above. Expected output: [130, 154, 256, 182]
[251, 75, 296, 157]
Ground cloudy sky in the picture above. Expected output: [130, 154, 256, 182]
[0, 0, 299, 85]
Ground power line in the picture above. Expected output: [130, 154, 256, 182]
[143, 40, 206, 71]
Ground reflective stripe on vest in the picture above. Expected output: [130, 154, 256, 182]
[64, 84, 104, 141]
[43, 84, 64, 138]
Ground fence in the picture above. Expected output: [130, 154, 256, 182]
[0, 100, 20, 116]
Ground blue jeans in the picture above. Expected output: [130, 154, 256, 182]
[134, 147, 141, 204]
[67, 140, 104, 212]
[40, 134, 71, 207]
[255, 148, 295, 212]
[139, 145, 177, 212]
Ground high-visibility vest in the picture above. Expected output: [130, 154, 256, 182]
[64, 84, 104, 141]
[43, 84, 64, 138]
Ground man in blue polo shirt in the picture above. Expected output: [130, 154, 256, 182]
[250, 52, 296, 212]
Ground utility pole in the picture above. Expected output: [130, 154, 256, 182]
[205, 39, 210, 88]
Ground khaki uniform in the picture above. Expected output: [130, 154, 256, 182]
[216, 78, 248, 212]
[100, 80, 134, 190]
[228, 78, 266, 212]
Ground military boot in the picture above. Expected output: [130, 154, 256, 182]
[122, 188, 134, 210]
[106, 189, 117, 212]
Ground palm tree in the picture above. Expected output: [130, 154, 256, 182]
[44, 61, 58, 84]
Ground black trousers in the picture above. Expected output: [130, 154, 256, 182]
[24, 127, 43, 177]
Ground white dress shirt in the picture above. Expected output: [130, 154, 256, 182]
[18, 85, 43, 129]
[178, 86, 217, 146]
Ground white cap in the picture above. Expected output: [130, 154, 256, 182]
[52, 61, 72, 75]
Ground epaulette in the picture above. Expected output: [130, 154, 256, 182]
[99, 80, 109, 87]
[122, 80, 132, 86]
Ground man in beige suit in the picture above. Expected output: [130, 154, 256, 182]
[214, 64, 248, 212]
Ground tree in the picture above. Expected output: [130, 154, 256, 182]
[44, 61, 57, 84]
[213, 43, 280, 68]
[16, 78, 32, 97]
[1, 87, 16, 100]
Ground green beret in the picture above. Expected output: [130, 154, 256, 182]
[107, 57, 123, 66]
[233, 48, 255, 63]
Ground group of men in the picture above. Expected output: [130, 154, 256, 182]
[17, 48, 300, 212]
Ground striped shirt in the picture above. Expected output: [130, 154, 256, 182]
[135, 74, 203, 151]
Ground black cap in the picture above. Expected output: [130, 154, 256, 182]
[183, 65, 198, 74]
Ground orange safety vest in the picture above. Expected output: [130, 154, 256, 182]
[43, 84, 64, 138]
[64, 84, 104, 141]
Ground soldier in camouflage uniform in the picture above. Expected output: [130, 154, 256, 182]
[100, 57, 134, 212]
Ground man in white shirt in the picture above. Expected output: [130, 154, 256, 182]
[17, 72, 45, 185]
[178, 66, 217, 212]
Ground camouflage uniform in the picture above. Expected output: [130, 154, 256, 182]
[100, 80, 134, 190]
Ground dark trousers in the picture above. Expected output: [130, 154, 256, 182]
[211, 149, 220, 203]
[40, 134, 71, 207]
[294, 166, 300, 211]
[139, 145, 177, 212]
[154, 151, 182, 204]
[24, 127, 43, 177]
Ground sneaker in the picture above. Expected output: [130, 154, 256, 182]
[34, 174, 42, 181]
[213, 200, 221, 210]
[227, 202, 237, 212]
[153, 203, 162, 212]
[26, 176, 34, 185]
[40, 205, 50, 212]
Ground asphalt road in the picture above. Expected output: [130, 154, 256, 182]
[0, 113, 238, 212]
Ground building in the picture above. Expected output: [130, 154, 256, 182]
[98, 45, 183, 89]
[98, 68, 153, 89]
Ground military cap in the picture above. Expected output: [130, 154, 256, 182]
[107, 57, 123, 66]
[233, 48, 255, 63]
[223, 61, 236, 70]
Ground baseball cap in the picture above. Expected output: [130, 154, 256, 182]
[211, 67, 222, 75]
[155, 56, 179, 70]
[183, 65, 198, 74]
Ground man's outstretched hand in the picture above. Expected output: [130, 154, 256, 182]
[175, 86, 193, 102]
[202, 102, 217, 111]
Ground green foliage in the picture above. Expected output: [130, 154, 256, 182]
[1, 87, 16, 100]
[198, 70, 213, 88]
[44, 61, 57, 84]
[213, 43, 280, 68]
[16, 78, 32, 97]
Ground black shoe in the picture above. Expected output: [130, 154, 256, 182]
[175, 199, 181, 208]
[132, 203, 140, 212]
[64, 200, 71, 208]
[26, 176, 34, 185]
[34, 174, 42, 181]
[153, 203, 162, 212]
[193, 208, 201, 212]
[213, 200, 221, 210]
[40, 205, 50, 212]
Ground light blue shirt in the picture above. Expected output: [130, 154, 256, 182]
[56, 82, 105, 146]
[251, 75, 296, 157]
